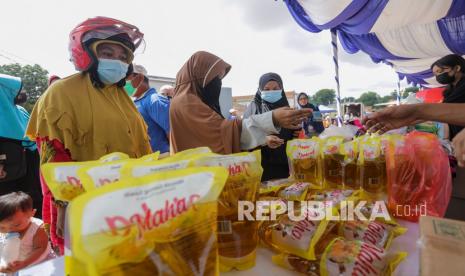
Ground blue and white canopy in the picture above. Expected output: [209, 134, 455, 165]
[285, 0, 465, 87]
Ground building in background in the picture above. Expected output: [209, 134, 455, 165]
[148, 75, 175, 92]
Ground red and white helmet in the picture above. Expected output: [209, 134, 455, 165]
[69, 16, 144, 71]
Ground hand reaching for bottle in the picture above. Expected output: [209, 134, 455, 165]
[266, 135, 284, 149]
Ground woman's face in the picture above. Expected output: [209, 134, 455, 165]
[298, 96, 308, 106]
[263, 80, 281, 91]
[96, 43, 129, 63]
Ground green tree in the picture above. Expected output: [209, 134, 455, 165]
[0, 63, 49, 112]
[311, 89, 336, 106]
[342, 97, 356, 103]
[402, 86, 419, 98]
[379, 95, 393, 103]
[357, 91, 381, 107]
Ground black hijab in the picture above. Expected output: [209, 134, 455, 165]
[198, 76, 223, 118]
[253, 73, 289, 114]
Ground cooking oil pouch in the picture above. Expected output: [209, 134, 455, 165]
[77, 160, 131, 192]
[358, 136, 386, 197]
[339, 220, 406, 250]
[287, 138, 323, 188]
[259, 209, 337, 261]
[41, 162, 90, 201]
[307, 189, 360, 212]
[340, 140, 360, 189]
[120, 152, 212, 180]
[99, 152, 130, 163]
[321, 137, 345, 189]
[256, 197, 288, 217]
[320, 238, 406, 276]
[170, 147, 212, 159]
[357, 198, 400, 227]
[260, 179, 294, 197]
[272, 253, 321, 275]
[273, 238, 406, 276]
[137, 152, 161, 162]
[68, 167, 228, 276]
[193, 150, 263, 272]
[278, 182, 311, 201]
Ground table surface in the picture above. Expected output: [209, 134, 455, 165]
[19, 220, 419, 276]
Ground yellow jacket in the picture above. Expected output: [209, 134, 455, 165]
[27, 73, 151, 161]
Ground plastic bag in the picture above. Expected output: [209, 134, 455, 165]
[272, 238, 406, 276]
[68, 167, 228, 276]
[319, 125, 357, 141]
[386, 131, 452, 221]
[193, 151, 262, 271]
[321, 137, 344, 189]
[287, 138, 323, 188]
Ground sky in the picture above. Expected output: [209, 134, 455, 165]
[0, 0, 410, 98]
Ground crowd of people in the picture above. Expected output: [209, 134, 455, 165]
[0, 16, 465, 272]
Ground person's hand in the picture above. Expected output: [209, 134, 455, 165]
[56, 205, 67, 238]
[293, 130, 302, 137]
[362, 105, 423, 134]
[266, 135, 284, 149]
[452, 129, 465, 167]
[1, 260, 26, 273]
[272, 107, 312, 129]
[0, 164, 6, 179]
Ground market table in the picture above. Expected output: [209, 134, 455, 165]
[19, 220, 419, 276]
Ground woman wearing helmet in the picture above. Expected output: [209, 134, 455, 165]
[26, 17, 152, 254]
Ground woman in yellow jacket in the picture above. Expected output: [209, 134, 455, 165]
[26, 17, 151, 254]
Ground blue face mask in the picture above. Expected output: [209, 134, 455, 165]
[97, 58, 129, 85]
[261, 89, 282, 103]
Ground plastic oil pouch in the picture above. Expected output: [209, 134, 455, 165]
[340, 140, 359, 189]
[287, 138, 323, 188]
[321, 137, 344, 189]
[306, 189, 360, 212]
[41, 162, 89, 201]
[358, 136, 386, 197]
[99, 152, 130, 163]
[193, 150, 263, 271]
[77, 160, 131, 192]
[339, 220, 406, 250]
[279, 182, 311, 201]
[273, 238, 406, 276]
[68, 167, 228, 276]
[259, 179, 294, 197]
[259, 209, 336, 261]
